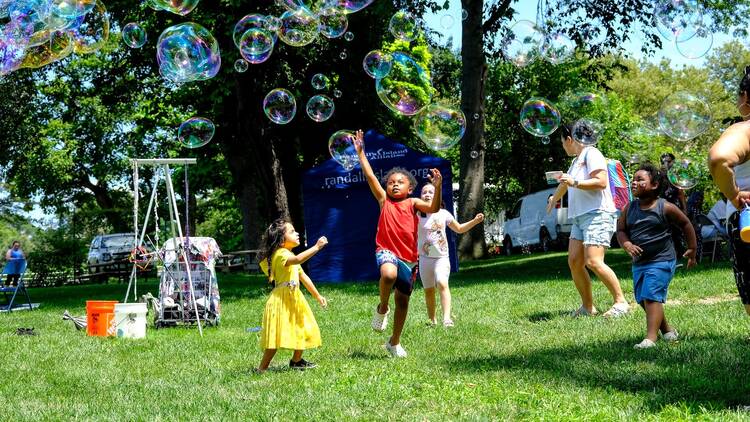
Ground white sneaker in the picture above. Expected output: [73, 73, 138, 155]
[634, 338, 656, 349]
[603, 302, 630, 318]
[385, 341, 407, 358]
[662, 330, 679, 342]
[371, 306, 389, 332]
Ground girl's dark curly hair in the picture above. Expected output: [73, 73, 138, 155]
[382, 167, 417, 192]
[638, 162, 666, 196]
[258, 218, 288, 284]
[740, 65, 750, 97]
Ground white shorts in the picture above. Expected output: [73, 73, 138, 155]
[418, 256, 451, 289]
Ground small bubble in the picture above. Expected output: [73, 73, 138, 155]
[548, 157, 553, 162]
[541, 136, 550, 145]
[473, 113, 480, 120]
[344, 32, 354, 41]
[333, 89, 343, 98]
[340, 50, 348, 60]
[461, 9, 469, 20]
[470, 150, 479, 159]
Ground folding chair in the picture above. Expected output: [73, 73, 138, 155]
[0, 259, 37, 313]
[695, 214, 729, 263]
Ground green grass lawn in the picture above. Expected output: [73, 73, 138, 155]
[3, 250, 750, 420]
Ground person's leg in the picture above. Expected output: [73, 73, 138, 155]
[568, 239, 595, 313]
[419, 257, 437, 323]
[292, 350, 303, 362]
[643, 300, 668, 342]
[390, 289, 410, 346]
[378, 263, 397, 314]
[437, 281, 451, 323]
[11, 274, 19, 287]
[424, 287, 436, 323]
[727, 212, 750, 316]
[258, 348, 277, 371]
[584, 245, 628, 305]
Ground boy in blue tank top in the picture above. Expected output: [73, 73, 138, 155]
[616, 163, 697, 349]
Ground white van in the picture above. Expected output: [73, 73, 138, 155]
[502, 188, 571, 254]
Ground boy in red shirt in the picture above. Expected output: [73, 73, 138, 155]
[354, 130, 442, 357]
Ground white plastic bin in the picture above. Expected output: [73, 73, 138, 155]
[113, 303, 147, 339]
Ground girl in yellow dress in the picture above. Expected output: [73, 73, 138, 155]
[257, 219, 328, 372]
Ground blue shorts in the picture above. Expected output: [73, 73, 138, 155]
[375, 249, 417, 296]
[632, 260, 676, 305]
[570, 210, 616, 247]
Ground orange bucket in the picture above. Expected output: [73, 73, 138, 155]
[86, 300, 118, 337]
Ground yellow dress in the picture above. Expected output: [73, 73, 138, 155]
[258, 248, 321, 350]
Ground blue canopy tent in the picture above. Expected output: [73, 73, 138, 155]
[302, 130, 457, 282]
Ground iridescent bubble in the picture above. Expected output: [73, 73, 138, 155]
[70, 0, 109, 54]
[414, 103, 466, 151]
[339, 50, 347, 59]
[263, 88, 296, 125]
[239, 28, 275, 64]
[503, 20, 544, 67]
[541, 32, 575, 64]
[49, 0, 96, 18]
[264, 15, 282, 32]
[571, 118, 602, 145]
[234, 58, 248, 73]
[344, 31, 354, 41]
[311, 73, 329, 90]
[470, 150, 479, 159]
[541, 136, 551, 145]
[278, 8, 319, 47]
[375, 52, 432, 116]
[147, 0, 200, 16]
[675, 25, 713, 59]
[440, 14, 454, 30]
[362, 50, 392, 79]
[306, 94, 335, 122]
[461, 9, 468, 20]
[325, 0, 374, 14]
[122, 22, 147, 49]
[657, 91, 711, 141]
[20, 29, 73, 69]
[318, 6, 348, 39]
[654, 0, 703, 42]
[178, 117, 215, 148]
[519, 97, 561, 137]
[157, 22, 221, 84]
[333, 89, 342, 98]
[328, 130, 358, 169]
[473, 113, 480, 120]
[233, 14, 270, 48]
[389, 10, 418, 42]
[667, 157, 701, 189]
[561, 90, 609, 121]
[547, 157, 553, 162]
[274, 0, 310, 12]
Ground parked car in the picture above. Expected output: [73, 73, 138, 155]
[502, 188, 571, 255]
[87, 233, 136, 274]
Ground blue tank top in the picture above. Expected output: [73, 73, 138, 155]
[626, 198, 676, 264]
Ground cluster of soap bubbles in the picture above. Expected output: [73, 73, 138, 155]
[328, 130, 358, 171]
[178, 117, 215, 148]
[501, 20, 575, 68]
[654, 0, 712, 59]
[0, 0, 111, 75]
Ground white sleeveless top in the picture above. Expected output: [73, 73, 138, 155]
[727, 160, 750, 217]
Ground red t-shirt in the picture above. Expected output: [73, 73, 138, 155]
[375, 197, 418, 263]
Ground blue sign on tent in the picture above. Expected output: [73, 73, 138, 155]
[302, 130, 457, 283]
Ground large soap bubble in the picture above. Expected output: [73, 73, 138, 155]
[519, 97, 561, 137]
[178, 117, 215, 148]
[311, 73, 329, 90]
[306, 95, 335, 122]
[275, 0, 310, 12]
[541, 32, 575, 64]
[503, 20, 544, 67]
[233, 14, 272, 48]
[654, 0, 703, 42]
[362, 50, 392, 79]
[70, 0, 109, 54]
[157, 22, 221, 83]
[278, 8, 319, 47]
[375, 52, 432, 116]
[122, 22, 147, 48]
[20, 29, 73, 69]
[388, 10, 418, 42]
[571, 118, 602, 145]
[318, 6, 348, 39]
[667, 157, 700, 189]
[414, 103, 466, 151]
[239, 28, 275, 64]
[657, 91, 711, 141]
[48, 0, 96, 18]
[263, 88, 297, 124]
[147, 0, 200, 16]
[325, 0, 374, 14]
[675, 25, 713, 59]
[328, 129, 358, 171]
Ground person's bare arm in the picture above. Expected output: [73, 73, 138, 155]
[285, 237, 328, 266]
[709, 124, 750, 208]
[353, 130, 386, 207]
[560, 169, 607, 190]
[413, 169, 443, 214]
[546, 184, 568, 214]
[299, 270, 327, 308]
[447, 213, 484, 234]
[664, 202, 698, 268]
[616, 204, 642, 258]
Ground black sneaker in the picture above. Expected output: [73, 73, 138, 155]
[289, 358, 317, 370]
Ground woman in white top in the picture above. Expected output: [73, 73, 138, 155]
[417, 183, 484, 327]
[547, 122, 630, 317]
[709, 65, 750, 315]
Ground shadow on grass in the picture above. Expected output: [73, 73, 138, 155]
[446, 335, 750, 412]
[527, 310, 570, 322]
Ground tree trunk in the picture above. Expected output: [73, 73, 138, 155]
[459, 0, 488, 260]
[79, 175, 129, 232]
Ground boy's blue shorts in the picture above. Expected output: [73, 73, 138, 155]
[375, 249, 417, 296]
[632, 260, 676, 305]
